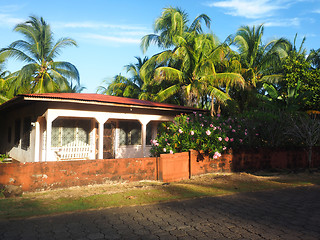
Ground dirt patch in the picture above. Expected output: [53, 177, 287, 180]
[20, 172, 282, 200]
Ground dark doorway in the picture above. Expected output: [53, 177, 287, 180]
[103, 121, 116, 159]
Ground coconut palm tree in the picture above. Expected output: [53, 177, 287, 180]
[0, 16, 80, 95]
[233, 24, 289, 86]
[229, 24, 290, 113]
[97, 57, 148, 99]
[141, 7, 211, 53]
[140, 32, 245, 112]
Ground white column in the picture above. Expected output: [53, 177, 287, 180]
[96, 117, 108, 159]
[34, 120, 40, 162]
[140, 119, 150, 158]
[46, 115, 53, 162]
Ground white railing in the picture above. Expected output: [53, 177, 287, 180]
[54, 140, 92, 160]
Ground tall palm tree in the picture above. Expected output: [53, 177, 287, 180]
[233, 24, 289, 86]
[141, 7, 211, 53]
[140, 32, 245, 111]
[229, 24, 290, 113]
[0, 16, 80, 95]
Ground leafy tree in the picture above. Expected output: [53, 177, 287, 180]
[281, 55, 320, 111]
[0, 16, 80, 96]
[259, 81, 311, 112]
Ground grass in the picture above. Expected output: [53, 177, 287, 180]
[0, 171, 319, 219]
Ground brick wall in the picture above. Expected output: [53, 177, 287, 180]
[231, 147, 320, 171]
[1, 148, 320, 192]
[0, 157, 157, 191]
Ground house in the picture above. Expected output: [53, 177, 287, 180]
[0, 93, 207, 162]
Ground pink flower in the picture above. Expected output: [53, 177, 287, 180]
[229, 125, 232, 129]
[232, 129, 236, 132]
[213, 151, 221, 159]
[170, 150, 173, 154]
[218, 137, 222, 141]
[210, 124, 214, 128]
[239, 139, 243, 143]
[151, 139, 159, 146]
[206, 130, 211, 136]
[256, 133, 259, 136]
[200, 123, 204, 127]
[225, 137, 229, 142]
[230, 138, 234, 142]
[199, 114, 202, 117]
[190, 130, 195, 135]
[163, 148, 166, 152]
[245, 132, 248, 136]
[217, 114, 221, 117]
[179, 129, 183, 133]
[223, 146, 227, 151]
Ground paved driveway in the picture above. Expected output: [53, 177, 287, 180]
[0, 186, 320, 240]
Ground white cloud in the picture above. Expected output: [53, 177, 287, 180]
[81, 33, 141, 44]
[313, 9, 320, 14]
[0, 14, 24, 28]
[54, 21, 148, 31]
[263, 17, 301, 27]
[52, 21, 150, 46]
[205, 0, 293, 19]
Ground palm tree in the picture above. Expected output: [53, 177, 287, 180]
[307, 48, 320, 69]
[0, 53, 17, 103]
[97, 74, 141, 98]
[141, 32, 245, 112]
[97, 57, 148, 99]
[233, 24, 289, 85]
[0, 16, 80, 95]
[141, 7, 211, 53]
[229, 24, 290, 113]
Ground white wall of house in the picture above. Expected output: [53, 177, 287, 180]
[2, 106, 37, 162]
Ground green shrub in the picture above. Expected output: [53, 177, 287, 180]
[150, 113, 231, 158]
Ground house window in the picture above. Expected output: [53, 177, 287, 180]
[51, 119, 90, 147]
[14, 119, 21, 144]
[119, 121, 141, 145]
[22, 117, 31, 150]
[146, 122, 153, 145]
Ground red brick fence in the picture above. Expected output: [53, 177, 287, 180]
[0, 148, 319, 192]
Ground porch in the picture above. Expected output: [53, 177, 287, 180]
[37, 109, 172, 162]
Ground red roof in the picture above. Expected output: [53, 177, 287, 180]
[15, 93, 206, 112]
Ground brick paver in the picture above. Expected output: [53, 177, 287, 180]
[0, 186, 319, 239]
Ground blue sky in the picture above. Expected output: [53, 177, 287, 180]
[1, 0, 319, 93]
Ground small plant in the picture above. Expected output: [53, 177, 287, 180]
[0, 154, 11, 163]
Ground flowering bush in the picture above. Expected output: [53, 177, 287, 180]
[150, 113, 230, 158]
